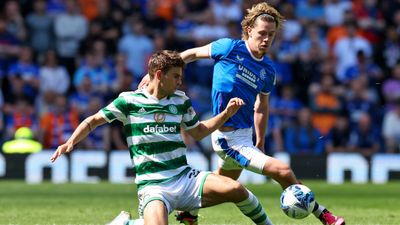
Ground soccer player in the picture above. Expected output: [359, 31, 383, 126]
[140, 2, 345, 225]
[50, 50, 274, 225]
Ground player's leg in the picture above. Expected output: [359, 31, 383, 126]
[201, 173, 273, 225]
[215, 167, 242, 180]
[258, 154, 345, 224]
[143, 200, 168, 225]
[212, 130, 344, 224]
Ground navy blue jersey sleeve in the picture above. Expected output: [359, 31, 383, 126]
[210, 38, 235, 60]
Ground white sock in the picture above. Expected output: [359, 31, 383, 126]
[235, 190, 273, 225]
[312, 203, 325, 217]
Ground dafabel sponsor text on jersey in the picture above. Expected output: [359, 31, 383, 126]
[143, 124, 177, 133]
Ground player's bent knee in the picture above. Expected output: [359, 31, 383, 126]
[226, 181, 248, 202]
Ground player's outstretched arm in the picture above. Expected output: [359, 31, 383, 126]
[179, 44, 210, 64]
[186, 97, 244, 140]
[50, 112, 107, 162]
[138, 45, 210, 88]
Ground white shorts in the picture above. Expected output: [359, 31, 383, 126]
[211, 128, 270, 174]
[137, 168, 210, 218]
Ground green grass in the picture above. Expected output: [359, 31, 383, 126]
[0, 180, 399, 225]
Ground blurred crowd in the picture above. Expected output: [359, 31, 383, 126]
[0, 0, 400, 158]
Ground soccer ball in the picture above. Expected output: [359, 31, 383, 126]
[280, 184, 315, 219]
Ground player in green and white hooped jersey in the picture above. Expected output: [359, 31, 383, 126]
[51, 50, 273, 225]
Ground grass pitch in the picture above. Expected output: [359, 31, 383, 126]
[0, 180, 399, 225]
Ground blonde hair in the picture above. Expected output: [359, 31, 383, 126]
[241, 2, 284, 40]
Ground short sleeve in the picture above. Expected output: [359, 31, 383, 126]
[181, 99, 199, 130]
[100, 96, 128, 124]
[210, 38, 235, 60]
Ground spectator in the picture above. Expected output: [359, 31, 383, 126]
[54, 0, 88, 76]
[0, 91, 4, 139]
[2, 127, 42, 154]
[73, 51, 112, 95]
[25, 0, 54, 59]
[173, 3, 196, 44]
[46, 0, 66, 17]
[284, 107, 325, 155]
[383, 26, 400, 70]
[382, 99, 400, 153]
[142, 1, 168, 35]
[344, 50, 383, 84]
[70, 76, 97, 117]
[118, 17, 153, 79]
[352, 0, 385, 44]
[91, 1, 122, 54]
[274, 84, 303, 129]
[324, 0, 352, 27]
[78, 96, 110, 150]
[280, 3, 301, 42]
[40, 94, 79, 149]
[3, 96, 39, 141]
[349, 112, 380, 158]
[382, 63, 400, 111]
[109, 53, 135, 96]
[298, 23, 328, 62]
[295, 0, 325, 26]
[77, 0, 99, 21]
[7, 46, 40, 100]
[3, 0, 27, 42]
[310, 74, 343, 136]
[0, 15, 21, 91]
[333, 21, 372, 82]
[326, 113, 351, 153]
[38, 49, 70, 116]
[346, 75, 379, 128]
[210, 0, 242, 25]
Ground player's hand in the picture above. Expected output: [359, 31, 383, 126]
[138, 74, 150, 89]
[50, 142, 73, 162]
[225, 97, 245, 117]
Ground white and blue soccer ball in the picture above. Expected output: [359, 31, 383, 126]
[280, 184, 315, 219]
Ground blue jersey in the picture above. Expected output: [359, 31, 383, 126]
[210, 38, 276, 128]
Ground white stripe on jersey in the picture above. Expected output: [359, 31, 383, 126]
[133, 147, 186, 165]
[136, 166, 189, 182]
[127, 133, 182, 145]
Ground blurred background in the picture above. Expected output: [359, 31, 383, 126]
[0, 0, 399, 183]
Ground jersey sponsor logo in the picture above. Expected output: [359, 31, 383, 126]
[236, 54, 244, 62]
[237, 65, 258, 89]
[168, 105, 178, 114]
[154, 113, 166, 123]
[143, 124, 178, 133]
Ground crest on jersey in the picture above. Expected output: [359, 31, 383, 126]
[138, 107, 146, 113]
[154, 113, 166, 123]
[168, 105, 178, 114]
[260, 68, 266, 80]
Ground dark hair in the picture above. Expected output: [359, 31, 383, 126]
[148, 50, 185, 79]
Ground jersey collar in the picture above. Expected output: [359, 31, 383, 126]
[245, 41, 264, 62]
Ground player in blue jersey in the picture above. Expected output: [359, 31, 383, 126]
[140, 2, 345, 225]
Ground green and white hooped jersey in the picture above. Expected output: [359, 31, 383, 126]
[100, 89, 199, 189]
